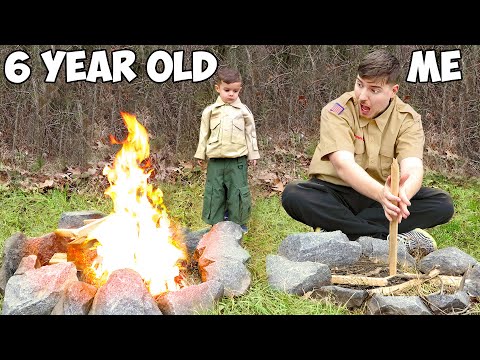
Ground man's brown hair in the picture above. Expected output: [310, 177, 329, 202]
[216, 66, 242, 85]
[358, 49, 401, 85]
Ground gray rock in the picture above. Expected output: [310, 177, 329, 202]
[278, 231, 362, 267]
[266, 254, 331, 295]
[57, 210, 106, 229]
[419, 247, 478, 276]
[366, 294, 432, 315]
[426, 291, 470, 315]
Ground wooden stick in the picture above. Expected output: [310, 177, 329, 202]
[437, 275, 463, 288]
[389, 158, 400, 276]
[55, 214, 110, 244]
[48, 252, 67, 264]
[369, 269, 441, 295]
[331, 271, 462, 290]
[331, 274, 389, 287]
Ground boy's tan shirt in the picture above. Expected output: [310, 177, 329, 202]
[308, 91, 424, 186]
[194, 96, 260, 161]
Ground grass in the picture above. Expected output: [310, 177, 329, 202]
[423, 173, 480, 259]
[0, 171, 479, 315]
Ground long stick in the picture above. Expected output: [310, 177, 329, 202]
[388, 158, 400, 276]
[369, 269, 441, 295]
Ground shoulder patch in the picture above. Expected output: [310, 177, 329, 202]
[329, 102, 345, 115]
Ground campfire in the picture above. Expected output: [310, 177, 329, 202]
[56, 112, 186, 296]
[0, 112, 251, 315]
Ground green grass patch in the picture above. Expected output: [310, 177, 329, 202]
[1, 171, 479, 315]
[423, 173, 480, 259]
[0, 185, 111, 244]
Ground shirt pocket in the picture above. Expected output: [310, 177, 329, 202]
[208, 117, 221, 144]
[354, 139, 366, 169]
[232, 117, 247, 145]
[379, 146, 394, 179]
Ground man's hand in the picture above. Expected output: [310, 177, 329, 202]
[388, 156, 424, 222]
[383, 173, 411, 222]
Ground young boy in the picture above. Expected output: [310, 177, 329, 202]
[194, 67, 260, 233]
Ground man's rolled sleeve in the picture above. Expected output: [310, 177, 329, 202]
[396, 114, 425, 163]
[317, 107, 355, 160]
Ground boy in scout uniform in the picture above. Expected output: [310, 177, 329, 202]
[281, 49, 454, 256]
[194, 67, 260, 233]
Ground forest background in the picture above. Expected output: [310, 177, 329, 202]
[0, 44, 477, 184]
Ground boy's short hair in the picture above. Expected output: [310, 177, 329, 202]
[216, 66, 242, 85]
[358, 49, 401, 85]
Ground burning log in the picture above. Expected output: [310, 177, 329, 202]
[49, 253, 67, 265]
[53, 215, 107, 286]
[66, 239, 97, 268]
[54, 215, 110, 244]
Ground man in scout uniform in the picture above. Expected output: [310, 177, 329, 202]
[281, 49, 454, 256]
[195, 67, 260, 233]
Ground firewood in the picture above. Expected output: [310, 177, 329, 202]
[66, 240, 98, 271]
[49, 252, 67, 264]
[331, 274, 389, 287]
[437, 275, 462, 288]
[368, 269, 441, 295]
[54, 215, 110, 243]
[397, 271, 461, 287]
[388, 158, 399, 276]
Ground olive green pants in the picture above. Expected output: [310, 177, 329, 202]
[202, 156, 252, 226]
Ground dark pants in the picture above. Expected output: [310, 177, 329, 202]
[202, 156, 251, 226]
[281, 178, 454, 241]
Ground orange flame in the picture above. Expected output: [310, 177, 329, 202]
[86, 112, 185, 296]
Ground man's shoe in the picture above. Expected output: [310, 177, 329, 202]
[240, 224, 248, 234]
[389, 228, 437, 257]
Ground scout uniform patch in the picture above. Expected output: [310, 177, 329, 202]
[329, 102, 345, 115]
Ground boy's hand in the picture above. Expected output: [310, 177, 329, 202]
[197, 159, 203, 166]
[249, 159, 257, 167]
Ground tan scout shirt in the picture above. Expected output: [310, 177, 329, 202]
[194, 96, 260, 161]
[308, 91, 425, 186]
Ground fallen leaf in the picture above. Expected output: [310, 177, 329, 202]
[272, 178, 284, 192]
[258, 172, 278, 182]
[39, 179, 54, 189]
[445, 150, 459, 160]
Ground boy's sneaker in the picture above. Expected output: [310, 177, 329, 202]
[240, 224, 248, 234]
[224, 210, 229, 221]
[388, 228, 437, 257]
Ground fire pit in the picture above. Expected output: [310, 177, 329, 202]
[266, 231, 480, 314]
[0, 113, 252, 315]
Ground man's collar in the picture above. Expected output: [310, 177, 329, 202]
[357, 97, 396, 132]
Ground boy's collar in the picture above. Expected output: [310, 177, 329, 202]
[214, 96, 243, 108]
